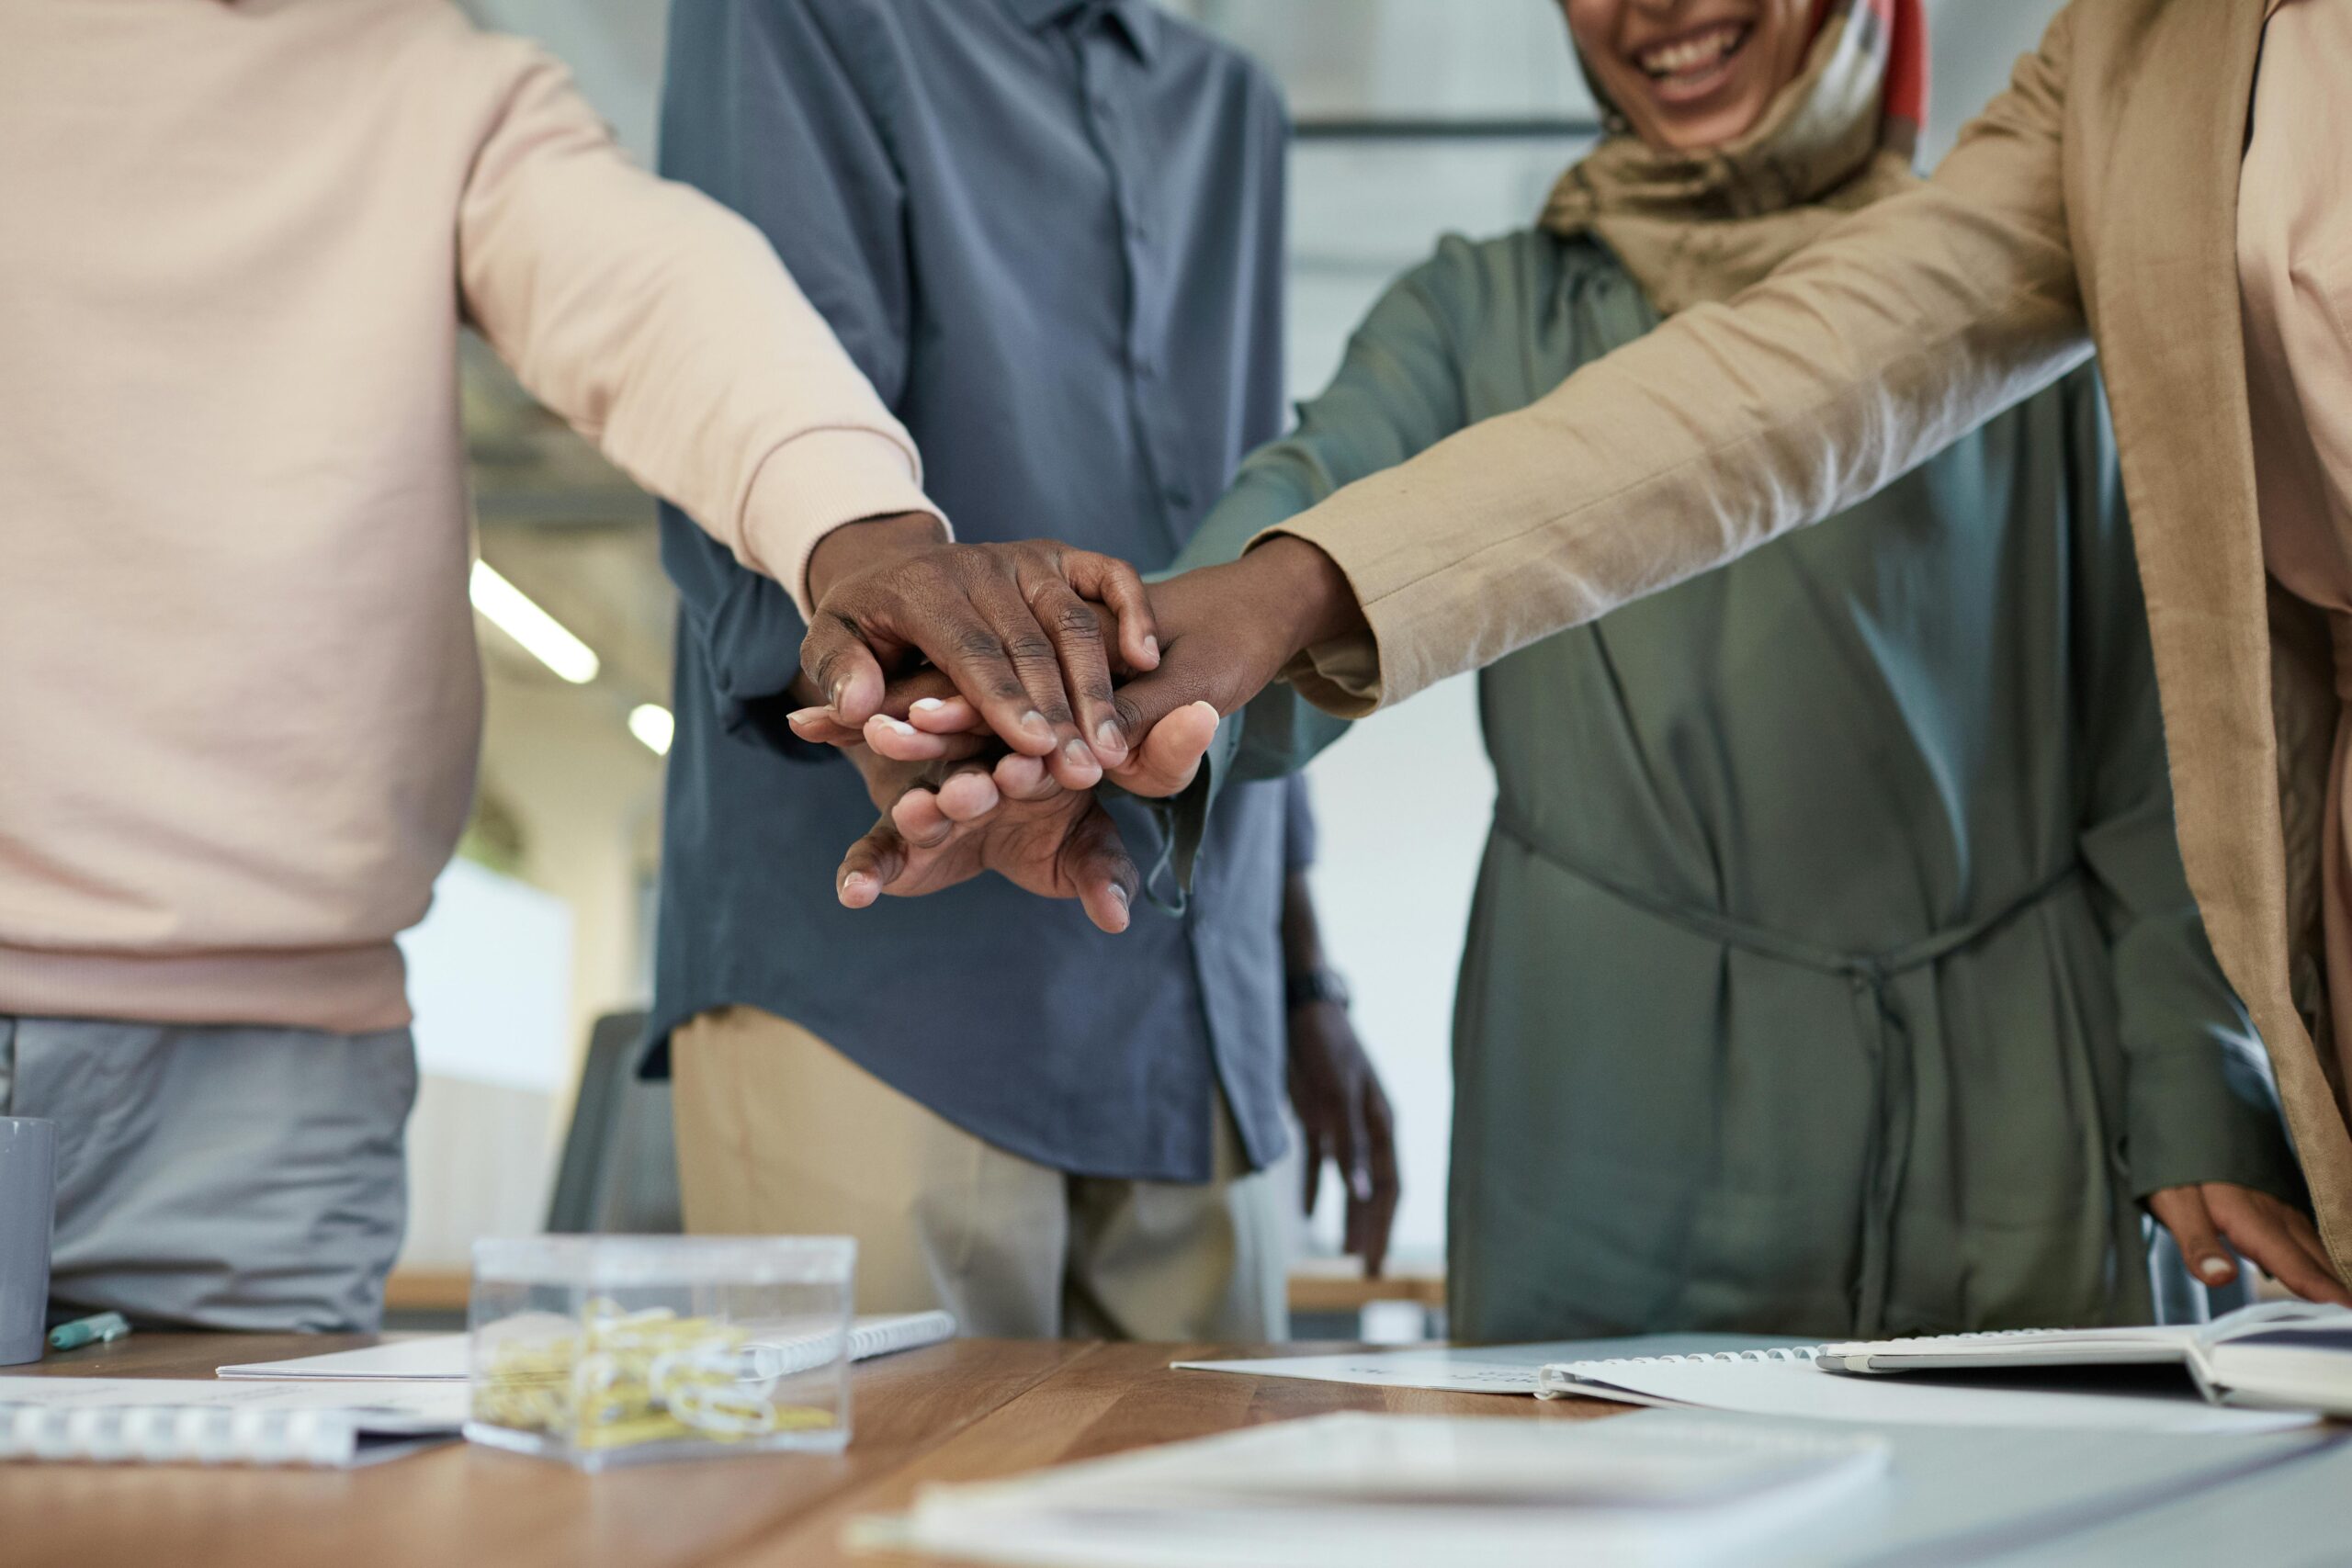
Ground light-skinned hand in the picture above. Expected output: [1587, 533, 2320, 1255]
[830, 700, 1223, 933]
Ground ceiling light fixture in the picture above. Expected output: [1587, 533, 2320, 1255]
[469, 560, 600, 684]
[628, 703, 675, 757]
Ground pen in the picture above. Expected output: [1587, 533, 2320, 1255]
[48, 1312, 132, 1351]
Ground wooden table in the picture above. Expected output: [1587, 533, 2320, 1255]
[11, 1334, 1614, 1568]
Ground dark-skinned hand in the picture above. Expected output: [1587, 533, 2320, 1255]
[800, 514, 1159, 792]
[1288, 997, 1399, 1278]
[2145, 1182, 2352, 1304]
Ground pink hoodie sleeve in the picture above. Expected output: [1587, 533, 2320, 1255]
[452, 37, 948, 618]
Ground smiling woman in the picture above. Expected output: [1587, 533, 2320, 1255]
[1126, 0, 2326, 1342]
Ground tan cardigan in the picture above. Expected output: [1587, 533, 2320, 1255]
[1266, 0, 2352, 1280]
[0, 0, 939, 1032]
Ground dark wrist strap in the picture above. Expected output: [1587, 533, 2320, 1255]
[1285, 966, 1351, 1010]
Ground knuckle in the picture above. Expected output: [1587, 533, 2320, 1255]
[952, 627, 1006, 662]
[1003, 634, 1058, 671]
[1050, 602, 1104, 641]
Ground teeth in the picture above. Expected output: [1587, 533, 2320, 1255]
[1638, 24, 1743, 77]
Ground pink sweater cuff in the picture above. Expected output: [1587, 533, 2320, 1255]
[742, 428, 952, 619]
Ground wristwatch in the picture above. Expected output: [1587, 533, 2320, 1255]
[1284, 966, 1351, 1011]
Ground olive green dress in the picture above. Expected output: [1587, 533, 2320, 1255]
[1176, 230, 2301, 1341]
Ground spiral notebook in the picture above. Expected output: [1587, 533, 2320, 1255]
[0, 1378, 465, 1468]
[1535, 1308, 2339, 1436]
[1813, 1300, 2352, 1416]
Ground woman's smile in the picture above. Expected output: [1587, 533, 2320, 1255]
[1630, 18, 1753, 105]
[1567, 0, 1814, 152]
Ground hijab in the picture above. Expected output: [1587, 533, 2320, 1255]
[1541, 0, 1929, 314]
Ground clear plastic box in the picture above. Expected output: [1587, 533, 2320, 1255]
[466, 1235, 856, 1469]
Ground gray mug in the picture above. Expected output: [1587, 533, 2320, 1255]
[0, 1117, 56, 1365]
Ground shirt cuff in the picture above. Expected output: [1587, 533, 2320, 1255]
[1246, 525, 1385, 717]
[741, 427, 951, 619]
[2124, 1034, 2307, 1209]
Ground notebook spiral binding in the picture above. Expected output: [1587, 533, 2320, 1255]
[1591, 1347, 1823, 1367]
[1, 1403, 359, 1466]
[1588, 1326, 2077, 1369]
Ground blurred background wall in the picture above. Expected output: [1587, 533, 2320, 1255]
[416, 0, 2070, 1284]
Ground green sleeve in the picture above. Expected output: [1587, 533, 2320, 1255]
[1156, 243, 1482, 886]
[2062, 368, 2304, 1207]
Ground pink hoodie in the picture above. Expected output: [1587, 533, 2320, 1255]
[0, 0, 942, 1032]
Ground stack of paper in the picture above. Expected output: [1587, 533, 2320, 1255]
[216, 1311, 958, 1382]
[851, 1413, 1890, 1568]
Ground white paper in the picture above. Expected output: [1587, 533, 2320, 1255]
[856, 1413, 1891, 1568]
[218, 1312, 957, 1382]
[1539, 1357, 2318, 1435]
[220, 1334, 469, 1382]
[1175, 1335, 1804, 1395]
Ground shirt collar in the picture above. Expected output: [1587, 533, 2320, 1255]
[1001, 0, 1161, 64]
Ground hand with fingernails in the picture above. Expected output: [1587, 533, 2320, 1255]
[788, 535, 1369, 919]
[805, 692, 1223, 933]
[2144, 1182, 2352, 1304]
[798, 513, 1163, 794]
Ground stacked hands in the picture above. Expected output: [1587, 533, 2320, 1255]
[785, 518, 1361, 933]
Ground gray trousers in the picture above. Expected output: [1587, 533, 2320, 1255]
[0, 1016, 416, 1332]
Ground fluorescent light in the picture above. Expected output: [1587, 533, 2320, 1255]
[628, 703, 674, 757]
[469, 560, 599, 684]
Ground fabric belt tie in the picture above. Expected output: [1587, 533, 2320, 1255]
[1492, 807, 2081, 1337]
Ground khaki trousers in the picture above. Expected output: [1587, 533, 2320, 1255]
[670, 1006, 1288, 1340]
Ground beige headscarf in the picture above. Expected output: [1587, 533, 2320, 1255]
[1541, 0, 1928, 314]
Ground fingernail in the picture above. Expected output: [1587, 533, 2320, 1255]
[1143, 636, 1159, 661]
[829, 679, 848, 710]
[1019, 709, 1054, 742]
[912, 697, 944, 712]
[1095, 720, 1128, 756]
[876, 716, 916, 737]
[2199, 1256, 2233, 1282]
[1108, 885, 1131, 919]
[787, 707, 823, 729]
[840, 871, 872, 900]
[1063, 738, 1099, 771]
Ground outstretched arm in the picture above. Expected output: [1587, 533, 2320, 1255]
[457, 25, 940, 611]
[1108, 5, 2088, 739]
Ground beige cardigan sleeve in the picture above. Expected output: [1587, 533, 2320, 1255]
[1266, 6, 2092, 715]
[454, 36, 943, 618]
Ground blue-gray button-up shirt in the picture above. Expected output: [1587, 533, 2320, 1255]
[650, 0, 1302, 1181]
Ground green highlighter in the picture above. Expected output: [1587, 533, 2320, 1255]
[47, 1312, 131, 1351]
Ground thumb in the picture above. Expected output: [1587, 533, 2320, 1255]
[802, 620, 890, 726]
[837, 818, 910, 908]
[1107, 700, 1219, 798]
[2148, 1185, 2237, 1288]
